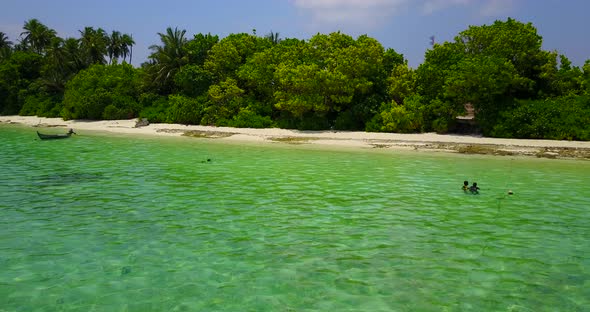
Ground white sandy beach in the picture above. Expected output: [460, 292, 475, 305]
[2, 116, 590, 159]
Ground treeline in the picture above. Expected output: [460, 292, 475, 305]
[1, 18, 589, 140]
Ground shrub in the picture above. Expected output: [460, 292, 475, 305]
[228, 107, 273, 128]
[139, 95, 169, 123]
[166, 94, 207, 125]
[62, 64, 140, 120]
[491, 95, 590, 140]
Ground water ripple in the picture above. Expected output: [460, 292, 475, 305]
[1, 126, 589, 311]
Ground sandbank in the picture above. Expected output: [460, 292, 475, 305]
[2, 116, 590, 159]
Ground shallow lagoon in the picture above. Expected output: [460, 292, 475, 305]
[1, 125, 589, 311]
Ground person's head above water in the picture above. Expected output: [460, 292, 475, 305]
[469, 182, 480, 193]
[462, 180, 469, 190]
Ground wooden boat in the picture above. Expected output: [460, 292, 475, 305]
[37, 128, 76, 140]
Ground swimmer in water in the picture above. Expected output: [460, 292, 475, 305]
[462, 180, 469, 192]
[469, 182, 480, 194]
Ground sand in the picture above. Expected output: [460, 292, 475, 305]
[2, 116, 590, 159]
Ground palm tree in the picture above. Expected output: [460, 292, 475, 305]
[42, 36, 69, 91]
[121, 33, 135, 64]
[0, 32, 12, 60]
[0, 32, 12, 49]
[79, 26, 108, 65]
[42, 37, 85, 92]
[46, 36, 65, 64]
[62, 37, 85, 72]
[107, 30, 123, 64]
[20, 18, 56, 54]
[148, 27, 189, 91]
[265, 31, 281, 45]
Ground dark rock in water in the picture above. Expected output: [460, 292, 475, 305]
[134, 118, 149, 128]
[121, 266, 132, 276]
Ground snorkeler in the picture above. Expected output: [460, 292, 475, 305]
[462, 180, 469, 191]
[469, 182, 480, 194]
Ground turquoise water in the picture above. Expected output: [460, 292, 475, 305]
[1, 125, 589, 311]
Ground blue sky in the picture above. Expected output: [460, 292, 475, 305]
[1, 0, 588, 68]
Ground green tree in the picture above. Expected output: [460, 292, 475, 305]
[165, 94, 207, 124]
[202, 77, 246, 125]
[18, 80, 63, 117]
[416, 42, 464, 103]
[40, 36, 69, 92]
[174, 65, 213, 97]
[186, 33, 218, 65]
[444, 56, 531, 131]
[492, 95, 590, 140]
[79, 27, 108, 65]
[121, 33, 135, 64]
[234, 38, 306, 127]
[265, 31, 281, 45]
[39, 36, 86, 95]
[451, 19, 554, 133]
[583, 59, 590, 94]
[0, 32, 13, 60]
[367, 60, 420, 133]
[456, 18, 545, 88]
[0, 32, 12, 49]
[238, 38, 304, 103]
[379, 102, 410, 133]
[147, 27, 189, 93]
[273, 63, 322, 116]
[62, 63, 140, 120]
[538, 53, 584, 97]
[415, 18, 554, 134]
[20, 19, 56, 54]
[387, 61, 416, 105]
[383, 48, 405, 73]
[0, 51, 42, 114]
[18, 34, 82, 118]
[62, 37, 86, 72]
[204, 33, 270, 82]
[107, 30, 122, 64]
[273, 33, 386, 129]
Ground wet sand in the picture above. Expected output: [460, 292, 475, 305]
[2, 116, 590, 159]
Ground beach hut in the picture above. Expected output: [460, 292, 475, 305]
[455, 103, 480, 134]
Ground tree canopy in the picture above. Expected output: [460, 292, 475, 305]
[1, 18, 588, 140]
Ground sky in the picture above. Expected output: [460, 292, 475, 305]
[1, 0, 588, 68]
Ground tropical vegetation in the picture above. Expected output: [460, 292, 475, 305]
[1, 18, 589, 140]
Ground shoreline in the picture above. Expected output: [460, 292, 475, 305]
[2, 116, 590, 160]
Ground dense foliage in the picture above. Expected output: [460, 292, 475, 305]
[1, 18, 589, 140]
[62, 63, 140, 120]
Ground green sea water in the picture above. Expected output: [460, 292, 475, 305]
[1, 124, 589, 311]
